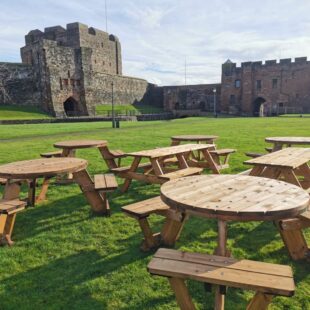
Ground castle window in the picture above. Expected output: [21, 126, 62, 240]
[101, 42, 104, 48]
[230, 95, 236, 105]
[256, 80, 262, 91]
[272, 79, 278, 89]
[63, 79, 69, 87]
[235, 80, 241, 88]
[76, 80, 81, 86]
[59, 78, 63, 90]
[94, 59, 97, 64]
[279, 102, 284, 107]
[109, 62, 112, 66]
[70, 79, 75, 87]
[68, 70, 70, 78]
[103, 61, 105, 66]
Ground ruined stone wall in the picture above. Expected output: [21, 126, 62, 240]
[83, 70, 151, 112]
[0, 62, 41, 106]
[162, 84, 221, 112]
[221, 57, 310, 115]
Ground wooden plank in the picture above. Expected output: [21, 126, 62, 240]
[126, 143, 215, 159]
[244, 148, 310, 169]
[158, 167, 203, 180]
[122, 196, 169, 218]
[154, 248, 293, 277]
[148, 250, 295, 297]
[0, 199, 26, 214]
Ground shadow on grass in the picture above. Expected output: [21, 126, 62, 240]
[0, 249, 143, 309]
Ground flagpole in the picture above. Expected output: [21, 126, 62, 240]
[105, 0, 108, 32]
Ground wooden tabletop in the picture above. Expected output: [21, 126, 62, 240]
[171, 135, 218, 141]
[0, 158, 88, 179]
[54, 140, 107, 149]
[161, 175, 309, 221]
[126, 143, 215, 159]
[265, 137, 310, 145]
[244, 147, 310, 169]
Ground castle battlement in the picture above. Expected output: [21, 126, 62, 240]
[25, 22, 120, 49]
[231, 57, 310, 70]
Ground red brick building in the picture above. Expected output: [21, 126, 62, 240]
[221, 58, 310, 116]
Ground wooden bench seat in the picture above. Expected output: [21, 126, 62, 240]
[122, 196, 169, 219]
[122, 197, 186, 251]
[209, 148, 235, 169]
[265, 147, 273, 153]
[0, 199, 26, 246]
[109, 149, 125, 158]
[111, 162, 153, 173]
[148, 248, 295, 310]
[40, 150, 63, 158]
[158, 167, 203, 181]
[94, 174, 118, 191]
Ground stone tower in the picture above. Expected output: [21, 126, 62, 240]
[20, 22, 123, 117]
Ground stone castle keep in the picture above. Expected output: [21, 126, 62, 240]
[0, 22, 309, 116]
[0, 22, 155, 117]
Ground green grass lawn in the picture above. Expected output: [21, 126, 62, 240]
[96, 104, 164, 116]
[0, 117, 309, 309]
[0, 105, 51, 120]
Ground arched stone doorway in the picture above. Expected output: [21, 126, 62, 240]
[63, 97, 80, 117]
[253, 97, 266, 116]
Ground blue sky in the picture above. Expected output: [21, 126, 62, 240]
[1, 0, 310, 85]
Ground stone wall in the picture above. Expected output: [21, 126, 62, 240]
[221, 58, 310, 116]
[162, 84, 221, 113]
[0, 62, 41, 106]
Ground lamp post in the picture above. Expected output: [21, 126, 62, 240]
[111, 81, 115, 128]
[213, 88, 217, 118]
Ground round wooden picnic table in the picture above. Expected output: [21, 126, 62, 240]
[0, 157, 110, 215]
[0, 157, 87, 179]
[54, 139, 107, 152]
[0, 157, 88, 206]
[161, 174, 309, 308]
[171, 135, 218, 146]
[265, 136, 310, 151]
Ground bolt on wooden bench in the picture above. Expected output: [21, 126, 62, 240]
[148, 248, 295, 310]
[0, 199, 26, 246]
[122, 196, 187, 251]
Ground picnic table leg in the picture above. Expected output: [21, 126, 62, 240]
[201, 149, 220, 174]
[170, 139, 180, 146]
[1, 181, 21, 245]
[121, 157, 141, 193]
[275, 218, 309, 260]
[214, 219, 229, 310]
[98, 146, 118, 169]
[73, 169, 110, 216]
[280, 168, 302, 187]
[247, 292, 273, 310]
[27, 178, 37, 207]
[36, 176, 52, 203]
[168, 277, 195, 310]
[249, 166, 265, 176]
[57, 148, 76, 182]
[272, 142, 283, 152]
[176, 154, 189, 169]
[295, 163, 310, 189]
[160, 211, 187, 246]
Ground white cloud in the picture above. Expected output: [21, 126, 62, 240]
[1, 0, 310, 85]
